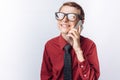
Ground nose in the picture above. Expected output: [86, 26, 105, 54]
[62, 16, 69, 22]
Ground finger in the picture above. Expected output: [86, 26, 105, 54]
[71, 28, 80, 35]
[71, 28, 78, 32]
[68, 29, 79, 39]
[72, 27, 81, 35]
[67, 33, 75, 39]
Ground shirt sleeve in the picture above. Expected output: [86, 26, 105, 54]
[40, 45, 53, 80]
[78, 43, 100, 80]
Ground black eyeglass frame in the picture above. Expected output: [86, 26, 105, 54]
[55, 12, 82, 21]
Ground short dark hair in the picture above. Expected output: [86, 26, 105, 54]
[59, 2, 85, 20]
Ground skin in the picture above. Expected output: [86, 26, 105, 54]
[57, 5, 85, 62]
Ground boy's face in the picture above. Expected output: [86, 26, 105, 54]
[57, 5, 81, 34]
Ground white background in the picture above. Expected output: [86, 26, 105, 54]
[0, 0, 120, 80]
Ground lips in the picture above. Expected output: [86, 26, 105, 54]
[61, 24, 70, 28]
[59, 23, 70, 34]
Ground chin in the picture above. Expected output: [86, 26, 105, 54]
[61, 31, 68, 34]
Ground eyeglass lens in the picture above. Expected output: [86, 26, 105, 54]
[55, 12, 80, 21]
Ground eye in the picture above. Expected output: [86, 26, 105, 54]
[55, 12, 64, 20]
[68, 14, 77, 21]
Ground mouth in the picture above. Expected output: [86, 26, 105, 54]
[61, 24, 70, 28]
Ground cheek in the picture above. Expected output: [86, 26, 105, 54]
[57, 21, 61, 28]
[70, 23, 76, 28]
[73, 20, 79, 27]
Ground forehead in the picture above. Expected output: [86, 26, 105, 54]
[60, 5, 80, 14]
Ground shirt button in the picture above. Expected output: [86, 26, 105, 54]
[83, 74, 87, 77]
[80, 65, 84, 68]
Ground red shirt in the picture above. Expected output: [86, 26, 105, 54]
[41, 35, 100, 80]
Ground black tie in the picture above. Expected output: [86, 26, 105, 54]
[64, 44, 72, 80]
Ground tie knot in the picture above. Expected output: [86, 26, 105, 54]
[64, 44, 72, 52]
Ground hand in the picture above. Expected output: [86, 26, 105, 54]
[67, 25, 82, 50]
[67, 26, 85, 62]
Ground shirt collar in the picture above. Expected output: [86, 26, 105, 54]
[59, 34, 68, 50]
[59, 34, 84, 50]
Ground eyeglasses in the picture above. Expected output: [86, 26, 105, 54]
[55, 12, 82, 21]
